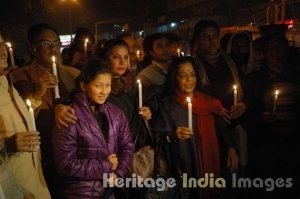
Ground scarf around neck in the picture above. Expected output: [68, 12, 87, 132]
[195, 49, 243, 101]
[111, 70, 133, 95]
[176, 91, 223, 177]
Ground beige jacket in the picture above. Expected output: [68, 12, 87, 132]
[0, 75, 51, 199]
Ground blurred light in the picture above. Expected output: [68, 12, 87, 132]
[139, 31, 144, 36]
[283, 19, 295, 29]
[170, 23, 177, 28]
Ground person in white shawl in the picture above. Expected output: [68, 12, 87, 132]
[0, 34, 51, 199]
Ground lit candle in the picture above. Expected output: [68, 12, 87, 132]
[187, 97, 192, 130]
[181, 51, 185, 57]
[273, 90, 280, 113]
[6, 42, 15, 66]
[136, 50, 140, 59]
[177, 48, 180, 57]
[84, 38, 88, 60]
[137, 80, 143, 112]
[26, 99, 36, 131]
[233, 84, 238, 106]
[52, 56, 60, 99]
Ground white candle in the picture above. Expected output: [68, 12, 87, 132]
[187, 97, 192, 130]
[136, 50, 140, 60]
[273, 90, 280, 113]
[177, 48, 180, 57]
[84, 38, 88, 60]
[52, 56, 60, 99]
[6, 42, 15, 66]
[233, 84, 238, 106]
[26, 99, 36, 131]
[137, 80, 143, 111]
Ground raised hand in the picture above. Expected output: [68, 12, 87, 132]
[176, 126, 193, 140]
[230, 102, 246, 119]
[32, 71, 58, 100]
[13, 131, 40, 152]
[138, 106, 152, 121]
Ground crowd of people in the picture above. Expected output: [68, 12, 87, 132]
[0, 19, 299, 199]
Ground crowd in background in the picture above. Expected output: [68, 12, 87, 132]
[0, 19, 300, 199]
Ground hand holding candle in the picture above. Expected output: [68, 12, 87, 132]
[52, 56, 60, 99]
[137, 80, 143, 114]
[6, 42, 15, 66]
[273, 90, 279, 113]
[233, 84, 238, 106]
[187, 97, 193, 130]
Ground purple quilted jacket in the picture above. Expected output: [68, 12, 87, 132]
[52, 91, 134, 199]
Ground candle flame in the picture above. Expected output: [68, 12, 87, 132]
[85, 38, 89, 45]
[6, 42, 12, 48]
[52, 56, 56, 63]
[177, 48, 180, 53]
[233, 85, 237, 90]
[137, 50, 140, 55]
[187, 97, 191, 103]
[137, 79, 141, 84]
[26, 99, 32, 107]
[275, 90, 279, 96]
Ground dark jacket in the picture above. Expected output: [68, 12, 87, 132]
[52, 91, 134, 199]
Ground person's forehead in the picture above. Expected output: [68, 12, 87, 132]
[37, 29, 59, 40]
[200, 27, 219, 35]
[110, 45, 128, 54]
[154, 37, 169, 44]
[178, 62, 194, 71]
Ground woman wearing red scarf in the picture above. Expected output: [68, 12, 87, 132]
[154, 57, 239, 199]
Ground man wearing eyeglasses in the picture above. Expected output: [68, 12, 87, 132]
[11, 23, 80, 199]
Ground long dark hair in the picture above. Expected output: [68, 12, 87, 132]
[163, 56, 200, 98]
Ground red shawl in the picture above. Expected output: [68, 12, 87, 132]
[176, 91, 223, 178]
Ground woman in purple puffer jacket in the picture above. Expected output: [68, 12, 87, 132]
[52, 60, 134, 199]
